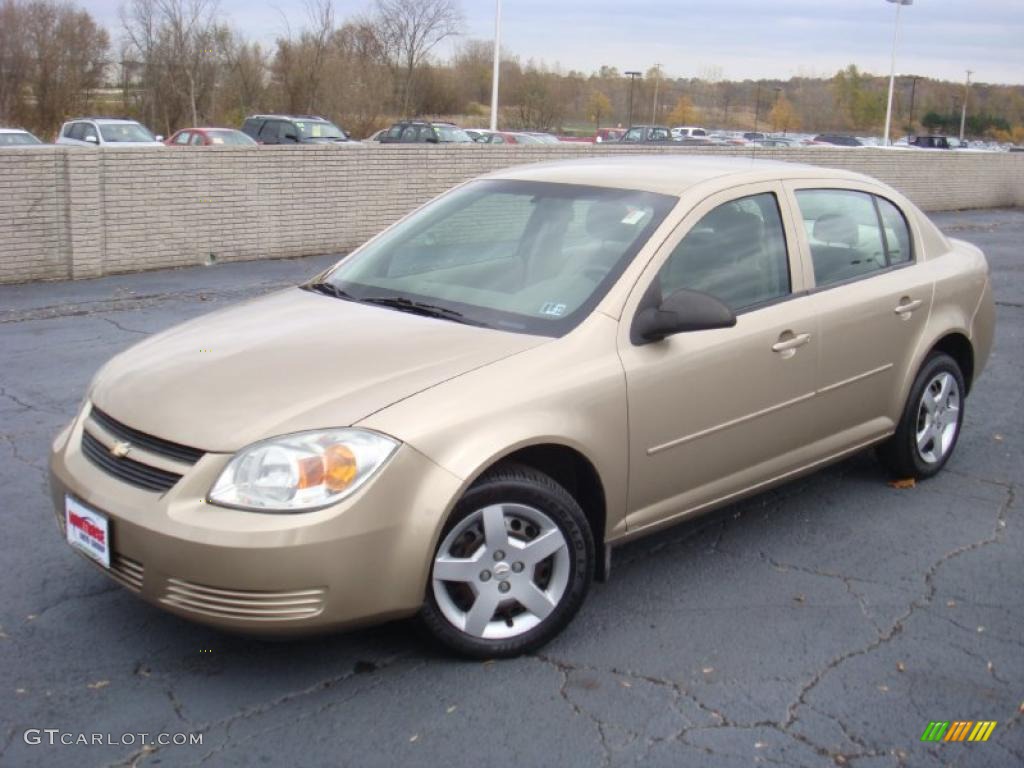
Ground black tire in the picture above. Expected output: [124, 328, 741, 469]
[417, 462, 594, 658]
[877, 352, 966, 479]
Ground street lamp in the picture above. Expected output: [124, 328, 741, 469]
[489, 0, 502, 131]
[753, 82, 763, 133]
[905, 75, 922, 135]
[883, 0, 913, 146]
[959, 69, 973, 141]
[625, 71, 641, 128]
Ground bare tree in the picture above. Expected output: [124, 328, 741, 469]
[270, 0, 335, 115]
[0, 0, 108, 134]
[374, 0, 462, 115]
[0, 0, 31, 124]
[121, 0, 224, 132]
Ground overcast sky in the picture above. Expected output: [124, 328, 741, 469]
[88, 0, 1024, 85]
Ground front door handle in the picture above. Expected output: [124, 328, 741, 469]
[894, 298, 923, 316]
[772, 332, 812, 356]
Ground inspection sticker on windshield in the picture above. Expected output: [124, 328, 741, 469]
[539, 302, 567, 317]
[65, 495, 110, 568]
[621, 209, 646, 225]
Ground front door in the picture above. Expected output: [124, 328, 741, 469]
[619, 184, 820, 533]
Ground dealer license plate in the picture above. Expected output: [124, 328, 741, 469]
[65, 495, 110, 568]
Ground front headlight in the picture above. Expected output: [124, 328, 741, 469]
[208, 429, 399, 512]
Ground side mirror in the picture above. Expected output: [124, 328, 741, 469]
[84, 135, 98, 144]
[283, 133, 299, 143]
[426, 135, 440, 144]
[631, 288, 736, 345]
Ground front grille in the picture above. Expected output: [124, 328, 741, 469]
[81, 430, 182, 492]
[109, 554, 144, 591]
[89, 406, 205, 465]
[160, 579, 326, 622]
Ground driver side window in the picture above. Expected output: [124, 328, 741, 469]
[658, 193, 791, 312]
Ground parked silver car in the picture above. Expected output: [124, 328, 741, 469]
[56, 118, 164, 147]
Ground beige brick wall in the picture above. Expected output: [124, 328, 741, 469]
[0, 143, 1021, 284]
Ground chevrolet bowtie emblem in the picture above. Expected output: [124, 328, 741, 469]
[110, 441, 132, 458]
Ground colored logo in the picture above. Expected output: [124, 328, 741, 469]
[921, 721, 997, 742]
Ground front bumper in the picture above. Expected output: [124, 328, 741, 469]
[48, 408, 463, 635]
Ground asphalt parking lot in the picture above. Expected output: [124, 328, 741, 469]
[0, 208, 1021, 768]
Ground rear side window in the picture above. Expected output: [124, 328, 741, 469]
[257, 121, 276, 140]
[876, 197, 912, 265]
[796, 190, 912, 287]
[659, 192, 791, 312]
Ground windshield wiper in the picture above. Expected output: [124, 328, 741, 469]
[305, 282, 356, 301]
[361, 296, 480, 325]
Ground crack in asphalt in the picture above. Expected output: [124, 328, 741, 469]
[103, 651, 412, 768]
[29, 582, 123, 622]
[0, 725, 17, 763]
[781, 478, 1015, 735]
[0, 433, 46, 477]
[0, 385, 38, 412]
[0, 384, 65, 416]
[98, 317, 150, 336]
[189, 658, 416, 768]
[533, 653, 890, 767]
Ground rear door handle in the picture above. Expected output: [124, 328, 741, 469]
[894, 298, 923, 315]
[772, 333, 812, 353]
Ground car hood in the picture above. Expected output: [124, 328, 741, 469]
[90, 289, 546, 452]
[104, 141, 166, 147]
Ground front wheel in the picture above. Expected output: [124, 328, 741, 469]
[418, 463, 594, 658]
[878, 352, 966, 479]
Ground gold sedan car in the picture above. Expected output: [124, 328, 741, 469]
[50, 157, 995, 657]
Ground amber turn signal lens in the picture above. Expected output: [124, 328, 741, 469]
[296, 456, 325, 489]
[324, 444, 358, 492]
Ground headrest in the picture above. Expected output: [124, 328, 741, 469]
[813, 214, 859, 247]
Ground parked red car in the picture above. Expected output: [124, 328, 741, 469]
[165, 128, 257, 147]
[594, 128, 625, 143]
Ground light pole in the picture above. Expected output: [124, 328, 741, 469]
[959, 69, 973, 141]
[906, 75, 921, 135]
[650, 64, 661, 124]
[753, 82, 762, 133]
[625, 71, 641, 128]
[489, 0, 502, 131]
[883, 0, 913, 146]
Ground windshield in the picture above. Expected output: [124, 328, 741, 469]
[99, 123, 156, 142]
[295, 120, 346, 140]
[436, 126, 473, 143]
[207, 130, 257, 146]
[0, 132, 41, 146]
[315, 179, 676, 336]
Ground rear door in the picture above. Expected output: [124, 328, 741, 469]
[786, 183, 935, 442]
[619, 183, 820, 532]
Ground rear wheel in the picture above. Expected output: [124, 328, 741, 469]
[878, 352, 965, 479]
[418, 463, 593, 658]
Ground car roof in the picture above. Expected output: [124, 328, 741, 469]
[0, 128, 32, 134]
[66, 118, 142, 125]
[486, 155, 875, 196]
[247, 115, 330, 121]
